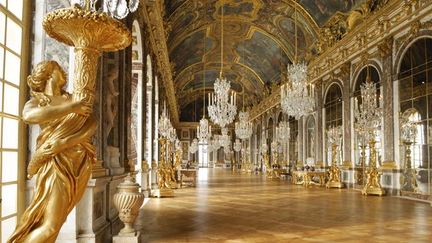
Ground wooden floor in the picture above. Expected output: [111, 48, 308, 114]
[136, 168, 432, 242]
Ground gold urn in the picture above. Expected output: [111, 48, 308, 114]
[113, 174, 145, 235]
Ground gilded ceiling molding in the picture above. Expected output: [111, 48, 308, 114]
[248, 0, 432, 122]
[140, 0, 180, 124]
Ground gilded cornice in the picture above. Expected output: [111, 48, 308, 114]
[141, 0, 180, 124]
[249, 0, 432, 122]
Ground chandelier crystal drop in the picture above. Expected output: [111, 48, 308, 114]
[208, 77, 237, 128]
[276, 121, 290, 144]
[80, 0, 139, 19]
[235, 111, 253, 140]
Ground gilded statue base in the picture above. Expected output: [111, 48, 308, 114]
[326, 181, 344, 189]
[362, 168, 385, 196]
[152, 188, 174, 198]
[401, 168, 420, 193]
[326, 165, 344, 189]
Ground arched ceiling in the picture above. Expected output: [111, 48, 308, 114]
[162, 0, 365, 122]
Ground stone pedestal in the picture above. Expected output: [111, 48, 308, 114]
[113, 232, 142, 243]
[76, 177, 112, 243]
[106, 146, 125, 175]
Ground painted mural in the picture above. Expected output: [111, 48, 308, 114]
[299, 0, 362, 26]
[238, 31, 289, 85]
[183, 70, 242, 93]
[278, 17, 306, 50]
[170, 30, 214, 75]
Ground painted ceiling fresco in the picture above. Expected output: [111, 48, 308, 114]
[163, 0, 366, 122]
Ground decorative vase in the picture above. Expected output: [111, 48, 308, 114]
[113, 174, 145, 235]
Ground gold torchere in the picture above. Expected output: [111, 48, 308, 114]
[8, 5, 131, 243]
[362, 139, 385, 196]
[272, 152, 280, 178]
[326, 143, 344, 188]
[156, 138, 175, 197]
[401, 141, 419, 192]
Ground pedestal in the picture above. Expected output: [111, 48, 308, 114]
[106, 146, 125, 175]
[113, 232, 142, 243]
[152, 188, 174, 198]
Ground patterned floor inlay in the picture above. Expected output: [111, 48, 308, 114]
[136, 169, 432, 243]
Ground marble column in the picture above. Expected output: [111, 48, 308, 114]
[379, 37, 396, 168]
[341, 63, 352, 166]
[297, 117, 304, 163]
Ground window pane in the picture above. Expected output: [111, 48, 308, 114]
[2, 151, 17, 183]
[4, 51, 20, 85]
[6, 18, 22, 54]
[2, 117, 18, 149]
[7, 0, 23, 20]
[1, 216, 16, 243]
[0, 12, 5, 45]
[3, 84, 18, 116]
[1, 184, 17, 217]
[0, 47, 4, 79]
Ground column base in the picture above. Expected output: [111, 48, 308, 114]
[326, 181, 344, 188]
[113, 232, 141, 243]
[151, 188, 174, 198]
[362, 186, 385, 196]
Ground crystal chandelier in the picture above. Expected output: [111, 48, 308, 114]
[167, 126, 177, 143]
[219, 127, 231, 148]
[197, 117, 212, 142]
[327, 126, 342, 145]
[158, 102, 170, 138]
[189, 138, 198, 154]
[271, 141, 279, 153]
[276, 121, 290, 144]
[235, 111, 253, 140]
[280, 0, 314, 120]
[354, 70, 383, 137]
[400, 110, 418, 143]
[261, 143, 268, 154]
[208, 0, 237, 128]
[233, 138, 242, 152]
[79, 0, 139, 19]
[197, 29, 212, 142]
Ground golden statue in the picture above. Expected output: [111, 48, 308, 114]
[326, 143, 344, 188]
[8, 4, 131, 242]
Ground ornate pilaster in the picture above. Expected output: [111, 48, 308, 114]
[379, 37, 396, 168]
[315, 81, 324, 164]
[340, 63, 352, 167]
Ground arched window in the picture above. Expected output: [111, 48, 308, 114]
[0, 1, 26, 240]
[130, 20, 143, 175]
[398, 37, 432, 194]
[324, 83, 343, 165]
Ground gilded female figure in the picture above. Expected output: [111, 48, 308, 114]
[8, 61, 96, 243]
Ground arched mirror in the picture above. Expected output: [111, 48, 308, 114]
[398, 37, 432, 196]
[324, 83, 343, 165]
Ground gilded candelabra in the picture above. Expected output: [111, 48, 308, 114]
[156, 138, 175, 197]
[400, 141, 419, 192]
[326, 143, 344, 188]
[326, 126, 344, 188]
[8, 4, 131, 242]
[400, 108, 420, 193]
[362, 139, 385, 196]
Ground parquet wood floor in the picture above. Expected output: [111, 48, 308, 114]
[136, 168, 432, 242]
